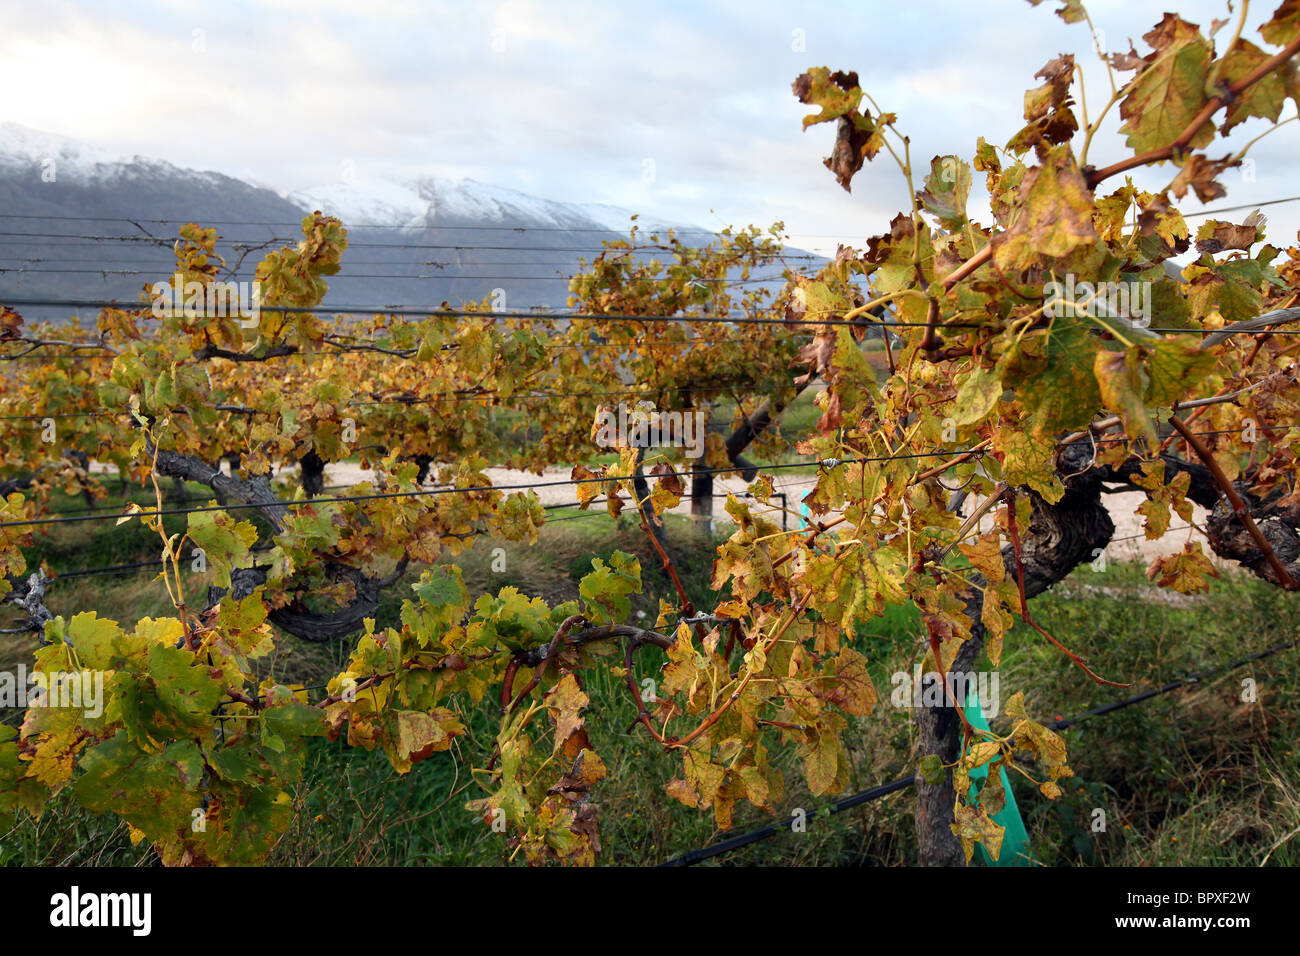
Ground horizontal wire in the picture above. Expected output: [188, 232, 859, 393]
[39, 499, 614, 579]
[0, 331, 811, 361]
[0, 379, 800, 420]
[1106, 524, 1193, 544]
[0, 231, 825, 258]
[1180, 195, 1300, 219]
[0, 253, 814, 271]
[7, 464, 814, 524]
[0, 450, 982, 530]
[0, 266, 799, 285]
[37, 492, 800, 579]
[1, 196, 1296, 231]
[5, 296, 1299, 338]
[0, 212, 724, 233]
[0, 416, 1279, 527]
[0, 296, 990, 329]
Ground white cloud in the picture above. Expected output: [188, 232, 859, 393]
[0, 0, 1294, 251]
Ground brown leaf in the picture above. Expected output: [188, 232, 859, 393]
[570, 463, 606, 508]
[650, 463, 684, 497]
[1136, 193, 1191, 256]
[816, 389, 843, 433]
[1108, 43, 1147, 72]
[1170, 154, 1237, 203]
[824, 115, 868, 191]
[1194, 216, 1262, 253]
[605, 492, 625, 518]
[1143, 12, 1205, 52]
[793, 332, 835, 386]
[833, 243, 861, 268]
[1009, 54, 1078, 157]
[0, 306, 21, 341]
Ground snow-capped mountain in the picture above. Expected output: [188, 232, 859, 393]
[0, 123, 802, 318]
[286, 176, 679, 234]
[0, 122, 131, 173]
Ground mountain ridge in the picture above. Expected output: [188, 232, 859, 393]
[0, 122, 809, 319]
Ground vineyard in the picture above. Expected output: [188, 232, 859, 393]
[2, 0, 1300, 870]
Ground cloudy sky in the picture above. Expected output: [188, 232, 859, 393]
[1, 0, 1297, 256]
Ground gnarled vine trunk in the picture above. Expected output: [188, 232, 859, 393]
[916, 442, 1113, 865]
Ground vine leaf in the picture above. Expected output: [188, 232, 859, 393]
[992, 144, 1097, 270]
[1001, 317, 1101, 439]
[1007, 54, 1078, 157]
[951, 365, 1003, 426]
[1147, 541, 1219, 593]
[918, 155, 973, 230]
[1216, 39, 1288, 134]
[1094, 346, 1157, 449]
[1117, 15, 1215, 154]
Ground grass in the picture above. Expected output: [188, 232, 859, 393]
[989, 559, 1300, 867]
[4, 483, 1298, 867]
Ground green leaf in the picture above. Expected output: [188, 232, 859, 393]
[1216, 39, 1288, 134]
[73, 732, 204, 846]
[403, 565, 470, 644]
[951, 365, 1003, 426]
[187, 509, 259, 589]
[1261, 1, 1300, 48]
[125, 644, 222, 742]
[919, 753, 945, 785]
[65, 612, 126, 670]
[472, 587, 553, 652]
[1144, 337, 1217, 407]
[579, 551, 642, 625]
[1000, 317, 1101, 438]
[995, 427, 1064, 503]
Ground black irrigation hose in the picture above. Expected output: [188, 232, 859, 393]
[661, 776, 917, 867]
[659, 638, 1299, 867]
[45, 559, 173, 580]
[1045, 639, 1298, 731]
